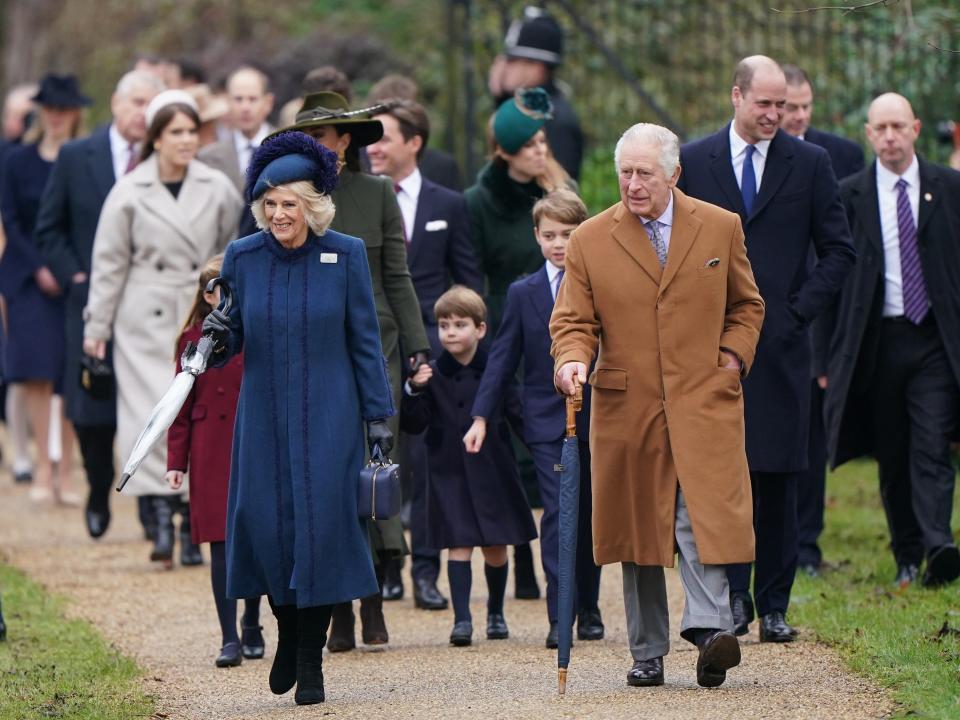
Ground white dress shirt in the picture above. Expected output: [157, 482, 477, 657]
[234, 124, 271, 176]
[876, 155, 920, 317]
[729, 123, 770, 191]
[109, 124, 137, 181]
[395, 167, 422, 242]
[642, 191, 675, 252]
[545, 260, 563, 301]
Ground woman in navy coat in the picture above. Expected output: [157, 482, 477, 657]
[0, 74, 89, 504]
[203, 131, 395, 706]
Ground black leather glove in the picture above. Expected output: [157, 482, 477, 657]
[201, 308, 231, 354]
[408, 350, 430, 373]
[367, 419, 394, 457]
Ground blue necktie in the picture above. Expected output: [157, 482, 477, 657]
[741, 144, 757, 216]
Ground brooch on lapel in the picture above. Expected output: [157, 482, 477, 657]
[704, 257, 721, 267]
[320, 253, 338, 263]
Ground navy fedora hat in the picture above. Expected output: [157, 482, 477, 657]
[32, 74, 91, 108]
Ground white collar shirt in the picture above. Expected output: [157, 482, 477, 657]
[395, 168, 422, 242]
[109, 124, 137, 181]
[729, 122, 771, 191]
[876, 155, 920, 317]
[234, 124, 271, 176]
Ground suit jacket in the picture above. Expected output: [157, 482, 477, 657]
[198, 136, 260, 238]
[805, 127, 866, 376]
[549, 189, 764, 567]
[824, 158, 960, 467]
[408, 177, 482, 356]
[34, 125, 116, 424]
[473, 265, 589, 444]
[678, 125, 855, 473]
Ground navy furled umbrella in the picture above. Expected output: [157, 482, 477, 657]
[115, 278, 232, 492]
[556, 378, 583, 695]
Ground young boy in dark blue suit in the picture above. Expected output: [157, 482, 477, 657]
[465, 189, 603, 648]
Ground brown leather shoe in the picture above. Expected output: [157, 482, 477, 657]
[359, 593, 389, 645]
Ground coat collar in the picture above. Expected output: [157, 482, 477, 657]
[916, 156, 941, 238]
[436, 347, 487, 377]
[477, 160, 544, 218]
[408, 176, 438, 266]
[846, 162, 883, 256]
[86, 124, 115, 198]
[128, 155, 217, 252]
[610, 188, 702, 292]
[529, 264, 555, 326]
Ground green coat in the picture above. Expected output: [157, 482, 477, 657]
[331, 168, 428, 559]
[464, 160, 545, 329]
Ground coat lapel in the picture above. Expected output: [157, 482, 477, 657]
[708, 126, 747, 219]
[88, 126, 115, 199]
[408, 180, 434, 267]
[749, 130, 793, 222]
[530, 265, 554, 325]
[132, 156, 200, 252]
[917, 157, 941, 239]
[659, 189, 702, 292]
[852, 162, 883, 259]
[611, 203, 661, 286]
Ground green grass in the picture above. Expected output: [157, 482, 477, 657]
[791, 460, 960, 720]
[0, 564, 155, 720]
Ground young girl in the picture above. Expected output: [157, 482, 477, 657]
[165, 255, 263, 668]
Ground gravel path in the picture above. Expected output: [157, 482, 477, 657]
[0, 478, 894, 719]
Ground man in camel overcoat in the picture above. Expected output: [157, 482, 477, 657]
[551, 123, 764, 688]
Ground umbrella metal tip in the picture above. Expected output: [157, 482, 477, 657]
[117, 473, 131, 492]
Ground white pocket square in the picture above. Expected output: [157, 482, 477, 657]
[424, 220, 448, 232]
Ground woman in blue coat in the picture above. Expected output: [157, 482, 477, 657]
[203, 131, 395, 706]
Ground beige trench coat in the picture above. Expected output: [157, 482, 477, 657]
[550, 189, 764, 566]
[84, 156, 242, 496]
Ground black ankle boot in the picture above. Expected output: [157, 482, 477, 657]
[326, 602, 356, 652]
[150, 497, 174, 564]
[294, 606, 330, 705]
[268, 601, 298, 695]
[0, 596, 7, 641]
[177, 503, 203, 566]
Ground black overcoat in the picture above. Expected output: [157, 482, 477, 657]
[400, 350, 537, 549]
[824, 159, 960, 467]
[678, 126, 855, 472]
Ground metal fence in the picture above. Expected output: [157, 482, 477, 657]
[445, 0, 960, 181]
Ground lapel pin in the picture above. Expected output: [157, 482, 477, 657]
[706, 257, 721, 267]
[924, 192, 932, 202]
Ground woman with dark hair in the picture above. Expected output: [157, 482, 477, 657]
[201, 130, 395, 704]
[0, 73, 88, 505]
[83, 90, 242, 565]
[279, 91, 429, 651]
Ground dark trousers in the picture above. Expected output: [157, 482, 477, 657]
[405, 429, 440, 584]
[797, 381, 827, 568]
[73, 423, 116, 514]
[727, 470, 799, 616]
[528, 439, 601, 624]
[870, 317, 959, 566]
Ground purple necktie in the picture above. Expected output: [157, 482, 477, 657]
[895, 178, 929, 324]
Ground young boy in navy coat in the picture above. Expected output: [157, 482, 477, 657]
[465, 189, 603, 648]
[401, 286, 537, 647]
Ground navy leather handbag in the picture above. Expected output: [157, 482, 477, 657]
[358, 444, 401, 520]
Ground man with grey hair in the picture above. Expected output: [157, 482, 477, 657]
[551, 122, 764, 687]
[678, 55, 855, 642]
[35, 69, 163, 540]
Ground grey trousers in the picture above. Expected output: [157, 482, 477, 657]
[622, 488, 734, 661]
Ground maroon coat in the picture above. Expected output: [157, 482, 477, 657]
[167, 323, 243, 544]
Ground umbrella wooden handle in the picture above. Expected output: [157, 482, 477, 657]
[565, 378, 583, 437]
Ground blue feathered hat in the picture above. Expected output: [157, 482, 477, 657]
[245, 131, 340, 204]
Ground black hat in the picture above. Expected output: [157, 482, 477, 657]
[31, 74, 91, 108]
[504, 7, 563, 67]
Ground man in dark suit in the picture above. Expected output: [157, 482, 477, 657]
[469, 189, 603, 649]
[198, 66, 273, 238]
[367, 99, 483, 609]
[824, 93, 960, 589]
[677, 55, 855, 641]
[35, 69, 164, 538]
[781, 64, 866, 577]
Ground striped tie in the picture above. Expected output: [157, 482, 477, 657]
[895, 178, 929, 324]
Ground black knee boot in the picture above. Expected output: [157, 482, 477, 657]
[360, 564, 388, 645]
[268, 599, 298, 695]
[150, 496, 174, 566]
[0, 595, 6, 641]
[295, 605, 332, 705]
[178, 501, 203, 566]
